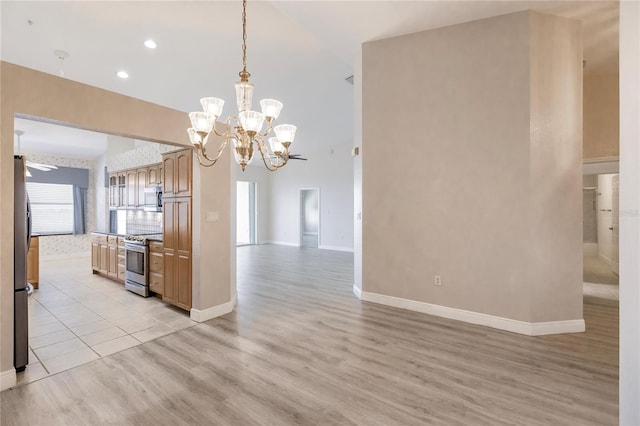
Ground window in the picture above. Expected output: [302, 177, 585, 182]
[27, 182, 74, 235]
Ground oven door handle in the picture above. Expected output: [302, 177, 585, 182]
[125, 245, 147, 253]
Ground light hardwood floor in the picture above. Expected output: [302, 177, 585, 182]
[1, 245, 618, 425]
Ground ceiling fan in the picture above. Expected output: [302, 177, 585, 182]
[14, 130, 59, 177]
[288, 154, 307, 161]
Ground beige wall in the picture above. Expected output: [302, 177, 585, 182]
[528, 12, 583, 322]
[0, 62, 234, 377]
[583, 73, 619, 159]
[360, 11, 582, 324]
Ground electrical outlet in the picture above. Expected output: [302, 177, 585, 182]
[434, 275, 442, 286]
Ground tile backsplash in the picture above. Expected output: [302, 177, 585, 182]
[126, 210, 162, 234]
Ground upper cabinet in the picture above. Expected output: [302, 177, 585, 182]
[163, 149, 192, 198]
[108, 162, 162, 210]
[147, 164, 160, 187]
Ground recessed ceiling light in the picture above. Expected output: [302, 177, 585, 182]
[144, 39, 157, 49]
[117, 71, 129, 79]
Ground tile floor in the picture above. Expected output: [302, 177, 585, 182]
[19, 254, 196, 386]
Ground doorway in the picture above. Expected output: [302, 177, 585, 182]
[236, 181, 257, 246]
[300, 188, 319, 248]
[583, 172, 619, 299]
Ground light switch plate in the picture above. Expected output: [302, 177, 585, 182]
[207, 211, 219, 222]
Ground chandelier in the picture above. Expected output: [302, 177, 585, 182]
[187, 0, 297, 171]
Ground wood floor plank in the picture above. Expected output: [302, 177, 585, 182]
[0, 245, 618, 425]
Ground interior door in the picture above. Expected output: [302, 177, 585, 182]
[612, 174, 619, 275]
[300, 189, 319, 248]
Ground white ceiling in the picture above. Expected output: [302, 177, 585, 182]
[1, 1, 618, 156]
[14, 117, 108, 160]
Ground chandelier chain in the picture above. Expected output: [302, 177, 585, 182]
[241, 0, 247, 73]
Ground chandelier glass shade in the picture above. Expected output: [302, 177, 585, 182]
[187, 0, 297, 171]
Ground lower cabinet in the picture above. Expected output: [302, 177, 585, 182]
[149, 242, 163, 295]
[27, 236, 39, 289]
[162, 198, 192, 310]
[107, 236, 118, 279]
[92, 233, 125, 284]
[117, 238, 126, 283]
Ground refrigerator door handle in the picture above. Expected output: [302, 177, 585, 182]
[26, 194, 32, 250]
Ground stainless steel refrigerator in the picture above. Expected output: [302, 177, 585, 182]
[14, 155, 30, 371]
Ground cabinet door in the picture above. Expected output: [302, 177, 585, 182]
[108, 245, 118, 278]
[126, 170, 137, 207]
[176, 253, 192, 309]
[117, 258, 126, 282]
[175, 150, 192, 197]
[149, 251, 163, 274]
[118, 173, 127, 207]
[92, 242, 100, 270]
[27, 238, 39, 287]
[149, 272, 163, 295]
[162, 153, 175, 197]
[163, 251, 176, 304]
[108, 173, 117, 208]
[137, 169, 147, 207]
[99, 244, 108, 274]
[147, 165, 159, 186]
[176, 199, 191, 253]
[163, 199, 176, 249]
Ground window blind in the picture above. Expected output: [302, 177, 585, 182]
[27, 182, 74, 235]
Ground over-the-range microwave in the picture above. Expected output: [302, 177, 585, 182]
[143, 186, 162, 212]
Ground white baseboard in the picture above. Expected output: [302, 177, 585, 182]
[319, 245, 354, 253]
[0, 368, 16, 391]
[352, 284, 362, 299]
[359, 290, 585, 336]
[190, 293, 237, 323]
[264, 240, 300, 247]
[583, 243, 598, 257]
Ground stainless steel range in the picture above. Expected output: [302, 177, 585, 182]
[124, 234, 150, 297]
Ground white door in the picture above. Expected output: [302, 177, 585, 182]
[612, 175, 619, 275]
[300, 189, 319, 248]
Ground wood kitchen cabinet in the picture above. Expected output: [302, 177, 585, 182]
[107, 235, 118, 279]
[91, 233, 109, 275]
[92, 233, 124, 284]
[162, 198, 192, 310]
[136, 169, 147, 208]
[126, 169, 137, 208]
[147, 165, 160, 187]
[117, 238, 126, 283]
[27, 236, 39, 289]
[149, 241, 163, 295]
[163, 149, 192, 198]
[108, 164, 161, 209]
[162, 149, 193, 310]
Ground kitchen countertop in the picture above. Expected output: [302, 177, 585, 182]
[91, 230, 127, 237]
[91, 230, 162, 242]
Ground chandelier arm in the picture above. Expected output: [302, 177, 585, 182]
[194, 145, 218, 168]
[259, 120, 274, 138]
[212, 117, 235, 138]
[195, 139, 229, 167]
